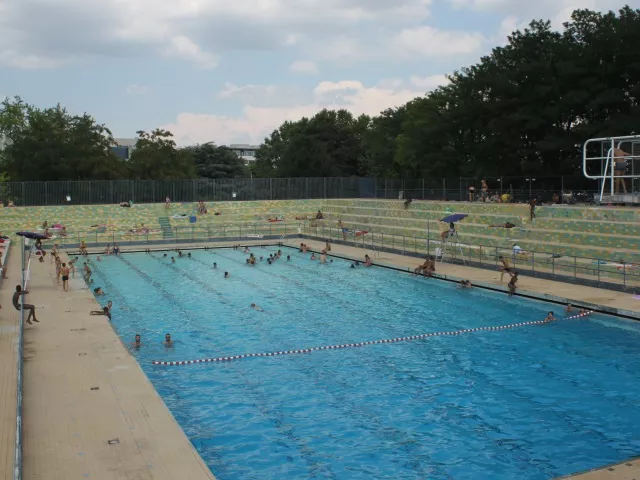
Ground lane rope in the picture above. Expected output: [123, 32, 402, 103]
[152, 311, 592, 366]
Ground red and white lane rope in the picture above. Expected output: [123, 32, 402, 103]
[152, 311, 592, 366]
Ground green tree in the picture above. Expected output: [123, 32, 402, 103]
[128, 129, 196, 179]
[184, 142, 249, 178]
[2, 100, 126, 181]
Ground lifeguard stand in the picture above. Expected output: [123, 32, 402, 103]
[583, 135, 640, 204]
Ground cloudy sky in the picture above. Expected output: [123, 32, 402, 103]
[0, 0, 623, 145]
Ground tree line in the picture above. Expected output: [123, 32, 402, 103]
[0, 99, 249, 181]
[254, 6, 640, 179]
[1, 6, 638, 182]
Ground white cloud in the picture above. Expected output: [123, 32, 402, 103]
[0, 0, 435, 69]
[448, 0, 622, 31]
[289, 60, 318, 74]
[162, 36, 218, 69]
[410, 74, 450, 90]
[162, 75, 448, 145]
[218, 83, 281, 100]
[125, 84, 149, 95]
[392, 27, 485, 57]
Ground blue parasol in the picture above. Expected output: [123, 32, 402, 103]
[441, 213, 468, 223]
[16, 231, 48, 240]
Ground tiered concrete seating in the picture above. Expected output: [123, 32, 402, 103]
[315, 199, 640, 286]
[165, 200, 323, 241]
[0, 200, 323, 244]
[1, 199, 638, 287]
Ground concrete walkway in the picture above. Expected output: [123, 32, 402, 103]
[0, 246, 21, 480]
[19, 251, 215, 479]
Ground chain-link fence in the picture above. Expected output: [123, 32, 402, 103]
[0, 176, 603, 206]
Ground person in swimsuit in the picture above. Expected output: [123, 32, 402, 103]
[61, 263, 70, 292]
[251, 303, 264, 311]
[131, 334, 142, 350]
[224, 271, 230, 278]
[611, 147, 630, 193]
[498, 256, 512, 283]
[93, 287, 105, 296]
[164, 333, 173, 346]
[544, 311, 555, 322]
[13, 285, 40, 325]
[508, 272, 518, 297]
[90, 306, 111, 320]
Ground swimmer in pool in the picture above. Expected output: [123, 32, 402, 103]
[287, 255, 291, 261]
[251, 303, 264, 311]
[131, 334, 142, 349]
[164, 333, 173, 346]
[213, 262, 217, 269]
[187, 252, 192, 258]
[224, 272, 230, 278]
[310, 253, 316, 260]
[458, 280, 472, 288]
[544, 311, 555, 322]
[171, 257, 176, 263]
[565, 304, 573, 313]
[94, 287, 105, 296]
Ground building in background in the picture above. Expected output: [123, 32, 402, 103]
[227, 144, 259, 166]
[111, 138, 137, 160]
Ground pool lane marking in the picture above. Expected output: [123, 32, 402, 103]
[151, 311, 592, 366]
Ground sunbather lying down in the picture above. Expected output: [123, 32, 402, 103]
[489, 222, 517, 228]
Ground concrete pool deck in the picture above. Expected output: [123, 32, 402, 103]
[5, 247, 215, 480]
[0, 238, 637, 479]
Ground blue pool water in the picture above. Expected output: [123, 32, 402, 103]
[91, 247, 640, 480]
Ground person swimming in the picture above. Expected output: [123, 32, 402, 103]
[213, 262, 217, 269]
[164, 333, 173, 346]
[251, 303, 264, 311]
[544, 311, 555, 322]
[224, 272, 230, 278]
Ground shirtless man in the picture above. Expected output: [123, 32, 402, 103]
[413, 257, 429, 276]
[131, 334, 142, 350]
[251, 303, 264, 311]
[613, 147, 629, 194]
[508, 272, 519, 297]
[164, 333, 173, 347]
[498, 256, 512, 283]
[13, 285, 40, 324]
[61, 262, 70, 292]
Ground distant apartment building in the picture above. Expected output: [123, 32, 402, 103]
[228, 144, 259, 165]
[111, 138, 137, 160]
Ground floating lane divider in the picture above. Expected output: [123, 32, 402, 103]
[152, 311, 592, 366]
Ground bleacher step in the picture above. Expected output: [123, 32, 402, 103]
[157, 216, 174, 239]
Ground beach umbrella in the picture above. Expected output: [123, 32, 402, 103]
[16, 231, 48, 240]
[440, 213, 468, 223]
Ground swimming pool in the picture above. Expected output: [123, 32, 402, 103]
[91, 247, 640, 480]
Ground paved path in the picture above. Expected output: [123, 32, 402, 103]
[0, 246, 20, 480]
[19, 251, 215, 479]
